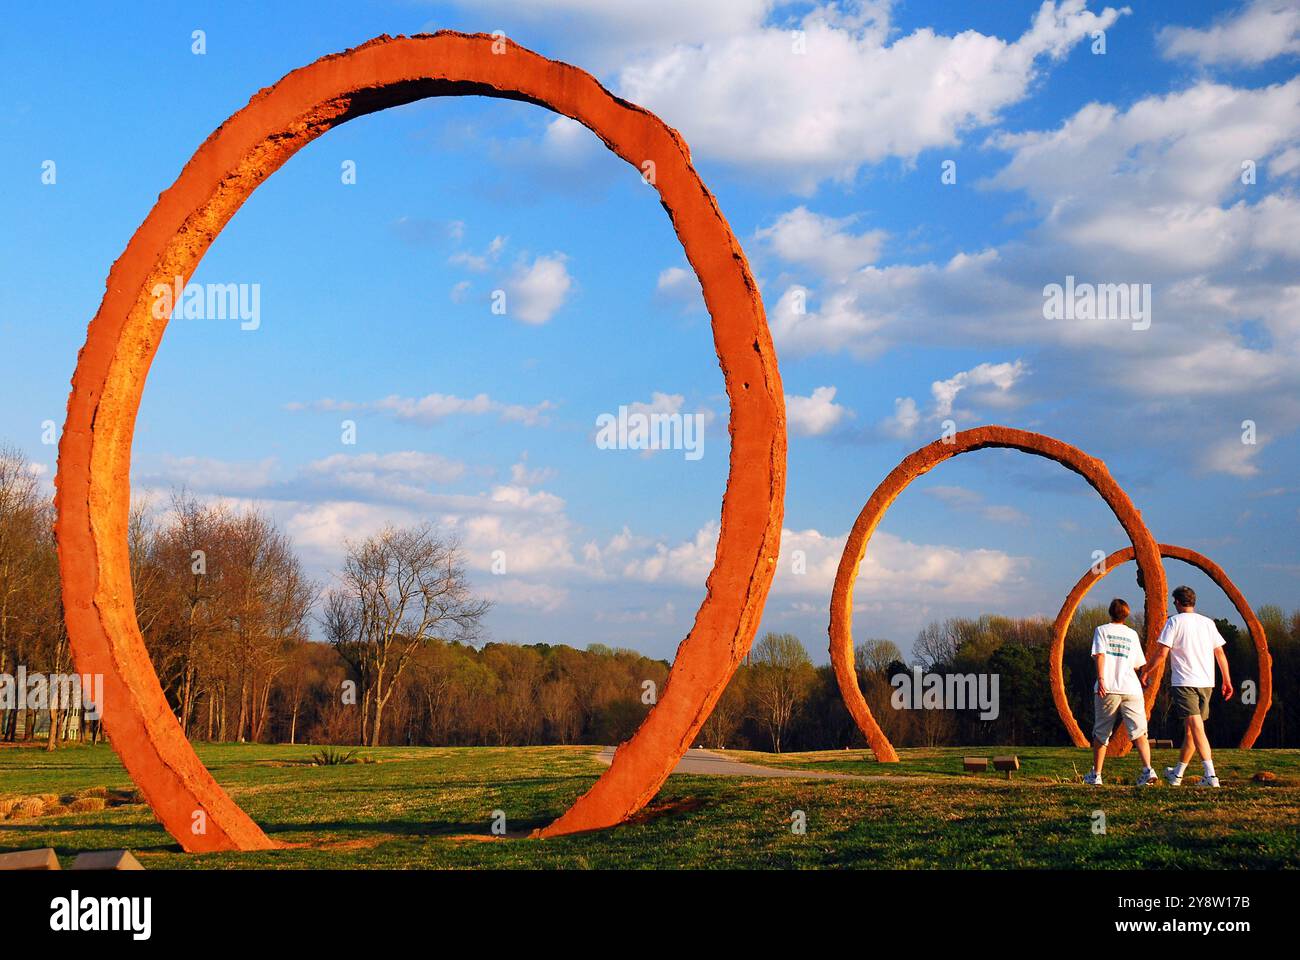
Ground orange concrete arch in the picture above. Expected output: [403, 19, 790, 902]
[829, 426, 1166, 762]
[54, 33, 786, 852]
[1050, 543, 1272, 750]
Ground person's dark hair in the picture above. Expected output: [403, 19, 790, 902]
[1173, 585, 1196, 608]
[1108, 598, 1130, 622]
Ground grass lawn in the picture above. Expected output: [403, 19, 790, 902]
[1, 742, 1296, 869]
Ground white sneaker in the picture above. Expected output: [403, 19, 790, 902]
[1164, 766, 1184, 786]
[1136, 768, 1159, 786]
[1193, 775, 1220, 788]
[1083, 771, 1103, 785]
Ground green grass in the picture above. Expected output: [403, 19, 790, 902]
[1, 742, 1296, 869]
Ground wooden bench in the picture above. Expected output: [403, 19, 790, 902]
[1152, 739, 1175, 749]
[963, 757, 990, 773]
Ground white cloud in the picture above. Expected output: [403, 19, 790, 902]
[1159, 0, 1300, 67]
[293, 393, 555, 427]
[304, 451, 467, 490]
[880, 361, 1026, 437]
[617, 0, 1127, 189]
[656, 265, 704, 310]
[450, 234, 506, 273]
[1201, 435, 1268, 477]
[150, 455, 278, 492]
[881, 396, 921, 439]
[786, 385, 852, 436]
[445, 0, 777, 71]
[772, 526, 1026, 603]
[610, 520, 1025, 606]
[756, 206, 885, 277]
[508, 253, 573, 324]
[510, 455, 557, 486]
[930, 360, 1027, 418]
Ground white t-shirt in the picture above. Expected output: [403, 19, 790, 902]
[1091, 623, 1145, 696]
[1157, 611, 1225, 688]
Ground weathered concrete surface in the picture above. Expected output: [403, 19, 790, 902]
[0, 848, 61, 871]
[1050, 544, 1272, 751]
[54, 32, 785, 852]
[828, 427, 1166, 762]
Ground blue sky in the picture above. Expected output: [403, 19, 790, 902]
[2, 0, 1298, 662]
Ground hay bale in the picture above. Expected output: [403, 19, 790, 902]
[74, 786, 109, 800]
[11, 799, 46, 820]
[69, 797, 106, 813]
[0, 798, 20, 819]
[42, 804, 69, 817]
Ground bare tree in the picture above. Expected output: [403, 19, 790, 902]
[323, 524, 489, 747]
[748, 632, 815, 753]
[856, 638, 903, 676]
[701, 671, 747, 749]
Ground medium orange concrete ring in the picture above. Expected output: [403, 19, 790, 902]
[1050, 543, 1272, 750]
[829, 426, 1166, 762]
[53, 33, 786, 852]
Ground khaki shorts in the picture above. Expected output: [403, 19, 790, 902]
[1173, 686, 1212, 722]
[1093, 692, 1147, 745]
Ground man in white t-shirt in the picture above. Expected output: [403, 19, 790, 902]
[1084, 598, 1156, 786]
[1140, 585, 1233, 788]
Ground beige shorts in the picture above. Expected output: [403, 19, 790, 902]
[1093, 692, 1147, 745]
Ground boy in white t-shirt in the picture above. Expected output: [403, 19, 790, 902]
[1084, 598, 1157, 785]
[1141, 585, 1233, 788]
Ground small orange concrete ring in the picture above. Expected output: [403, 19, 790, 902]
[828, 426, 1166, 762]
[54, 33, 786, 852]
[1050, 543, 1272, 750]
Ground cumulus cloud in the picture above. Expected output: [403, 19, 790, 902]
[444, 0, 777, 71]
[880, 396, 921, 439]
[656, 265, 704, 311]
[786, 385, 853, 436]
[929, 360, 1027, 418]
[883, 361, 1027, 437]
[617, 0, 1127, 189]
[613, 520, 1025, 606]
[756, 207, 885, 277]
[507, 253, 573, 324]
[1159, 0, 1300, 67]
[1201, 435, 1268, 477]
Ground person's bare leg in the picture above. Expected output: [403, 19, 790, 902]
[1133, 735, 1152, 770]
[1180, 718, 1197, 765]
[1189, 715, 1212, 764]
[1092, 741, 1107, 777]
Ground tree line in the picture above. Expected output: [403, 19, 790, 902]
[2, 444, 1297, 751]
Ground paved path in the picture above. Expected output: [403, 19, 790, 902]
[594, 746, 869, 780]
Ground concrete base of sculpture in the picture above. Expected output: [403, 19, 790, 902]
[829, 426, 1167, 762]
[54, 32, 785, 852]
[1050, 544, 1272, 751]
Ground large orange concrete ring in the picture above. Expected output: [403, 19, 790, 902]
[53, 33, 786, 852]
[1050, 544, 1272, 750]
[829, 426, 1166, 762]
